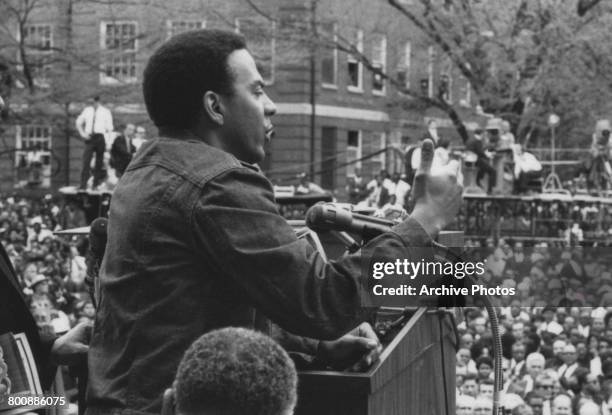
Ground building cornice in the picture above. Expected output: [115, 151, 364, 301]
[275, 103, 390, 122]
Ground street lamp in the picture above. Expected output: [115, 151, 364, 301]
[542, 113, 566, 193]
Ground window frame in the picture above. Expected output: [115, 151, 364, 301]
[397, 41, 411, 91]
[347, 30, 363, 93]
[99, 20, 139, 85]
[440, 57, 453, 103]
[166, 19, 206, 40]
[18, 23, 54, 88]
[427, 46, 435, 98]
[320, 22, 338, 89]
[371, 34, 386, 96]
[14, 125, 53, 189]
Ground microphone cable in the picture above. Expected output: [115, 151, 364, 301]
[431, 240, 504, 415]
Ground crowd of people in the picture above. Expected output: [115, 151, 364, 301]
[8, 26, 612, 415]
[343, 114, 612, 211]
[345, 117, 544, 209]
[455, 238, 612, 414]
[0, 193, 91, 342]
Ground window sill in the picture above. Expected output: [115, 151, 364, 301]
[99, 76, 138, 86]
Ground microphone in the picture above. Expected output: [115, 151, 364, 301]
[89, 217, 108, 259]
[305, 203, 394, 240]
[86, 217, 108, 308]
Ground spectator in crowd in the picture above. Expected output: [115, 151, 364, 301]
[474, 396, 493, 414]
[346, 167, 367, 204]
[524, 392, 544, 415]
[457, 394, 476, 415]
[364, 169, 394, 208]
[499, 120, 516, 150]
[110, 123, 136, 178]
[466, 127, 496, 193]
[513, 144, 542, 194]
[162, 327, 297, 415]
[587, 119, 612, 192]
[507, 342, 527, 379]
[461, 373, 479, 398]
[548, 339, 567, 370]
[132, 125, 147, 150]
[75, 96, 114, 190]
[557, 344, 580, 381]
[565, 222, 585, 245]
[522, 353, 546, 393]
[578, 310, 591, 338]
[501, 393, 527, 414]
[478, 378, 494, 401]
[295, 172, 325, 195]
[434, 136, 451, 166]
[577, 400, 600, 415]
[540, 307, 564, 336]
[476, 356, 494, 381]
[389, 172, 411, 208]
[551, 394, 572, 415]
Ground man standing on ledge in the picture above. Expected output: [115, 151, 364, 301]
[86, 29, 463, 414]
[75, 96, 114, 190]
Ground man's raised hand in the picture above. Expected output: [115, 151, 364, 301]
[410, 139, 463, 237]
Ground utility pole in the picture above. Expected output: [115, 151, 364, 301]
[63, 0, 74, 186]
[309, 0, 317, 180]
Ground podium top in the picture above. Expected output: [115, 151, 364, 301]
[54, 226, 90, 236]
[59, 186, 112, 196]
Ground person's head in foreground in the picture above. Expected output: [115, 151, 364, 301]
[143, 29, 276, 164]
[164, 327, 297, 415]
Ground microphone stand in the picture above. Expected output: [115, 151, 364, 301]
[306, 203, 505, 415]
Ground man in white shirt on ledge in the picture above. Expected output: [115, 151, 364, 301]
[75, 96, 114, 190]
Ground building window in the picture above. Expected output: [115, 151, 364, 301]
[21, 24, 53, 88]
[427, 46, 435, 98]
[100, 22, 138, 85]
[236, 18, 275, 84]
[347, 30, 363, 92]
[166, 20, 206, 39]
[15, 125, 52, 189]
[23, 25, 52, 50]
[397, 41, 411, 90]
[371, 132, 386, 172]
[440, 58, 453, 103]
[371, 34, 386, 95]
[459, 75, 472, 107]
[320, 22, 337, 87]
[347, 130, 362, 176]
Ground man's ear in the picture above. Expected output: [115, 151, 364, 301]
[203, 91, 224, 126]
[161, 388, 175, 415]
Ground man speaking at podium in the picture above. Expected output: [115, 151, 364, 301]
[86, 30, 463, 415]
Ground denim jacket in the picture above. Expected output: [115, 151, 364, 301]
[86, 136, 432, 415]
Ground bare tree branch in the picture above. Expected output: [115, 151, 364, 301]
[388, 0, 474, 83]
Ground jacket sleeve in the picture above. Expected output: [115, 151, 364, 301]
[191, 166, 432, 340]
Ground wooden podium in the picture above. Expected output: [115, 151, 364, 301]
[296, 307, 457, 415]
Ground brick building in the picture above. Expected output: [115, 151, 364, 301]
[0, 0, 481, 195]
